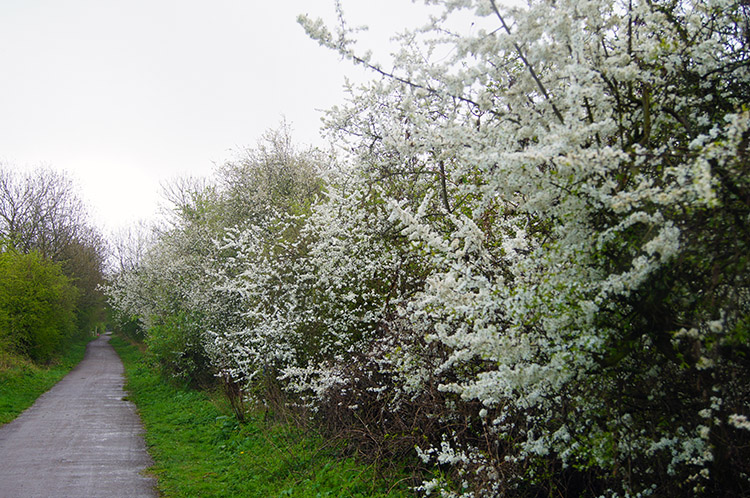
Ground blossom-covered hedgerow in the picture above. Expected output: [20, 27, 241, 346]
[107, 0, 750, 496]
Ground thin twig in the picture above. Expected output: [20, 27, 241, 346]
[348, 53, 505, 120]
[488, 0, 566, 125]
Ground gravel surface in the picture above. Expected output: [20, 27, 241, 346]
[0, 334, 157, 498]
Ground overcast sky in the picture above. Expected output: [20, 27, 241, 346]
[0, 0, 437, 233]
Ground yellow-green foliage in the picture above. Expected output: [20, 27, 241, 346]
[0, 249, 77, 362]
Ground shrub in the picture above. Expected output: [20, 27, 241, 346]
[0, 249, 77, 362]
[145, 312, 214, 387]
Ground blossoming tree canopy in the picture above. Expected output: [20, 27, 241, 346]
[106, 1, 749, 496]
[299, 0, 749, 494]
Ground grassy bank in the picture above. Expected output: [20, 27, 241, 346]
[0, 335, 93, 425]
[110, 335, 414, 498]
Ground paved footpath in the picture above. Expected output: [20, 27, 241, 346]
[0, 334, 157, 498]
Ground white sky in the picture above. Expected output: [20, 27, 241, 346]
[0, 0, 439, 234]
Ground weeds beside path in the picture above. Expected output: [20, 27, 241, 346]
[110, 335, 414, 498]
[0, 336, 92, 426]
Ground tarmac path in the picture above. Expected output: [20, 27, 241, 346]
[0, 334, 157, 498]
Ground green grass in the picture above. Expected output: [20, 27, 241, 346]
[0, 335, 93, 425]
[110, 335, 415, 498]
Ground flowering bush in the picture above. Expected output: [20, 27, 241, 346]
[108, 1, 749, 496]
[297, 0, 750, 495]
[106, 126, 328, 388]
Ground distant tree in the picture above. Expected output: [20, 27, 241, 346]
[159, 175, 218, 230]
[59, 227, 108, 332]
[0, 167, 85, 260]
[217, 123, 329, 225]
[0, 165, 108, 338]
[110, 220, 155, 274]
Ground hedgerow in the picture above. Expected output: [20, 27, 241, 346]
[106, 1, 750, 495]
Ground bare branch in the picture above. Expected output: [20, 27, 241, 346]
[488, 0, 566, 125]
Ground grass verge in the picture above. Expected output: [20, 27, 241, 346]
[110, 335, 414, 498]
[0, 335, 93, 425]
